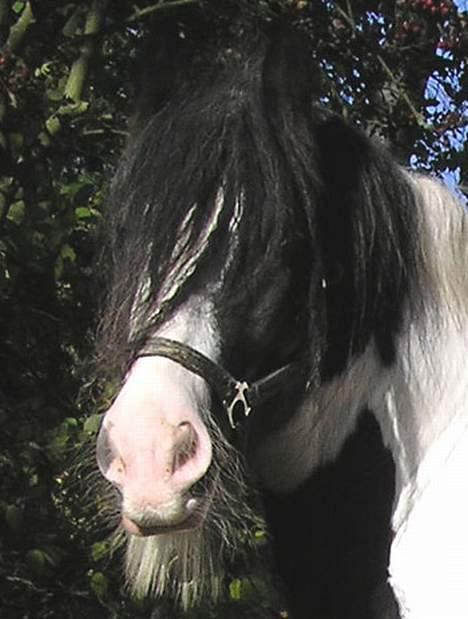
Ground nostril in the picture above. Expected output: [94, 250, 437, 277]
[172, 421, 199, 473]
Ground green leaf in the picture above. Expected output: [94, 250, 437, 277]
[34, 61, 53, 78]
[229, 577, 258, 602]
[64, 416, 79, 428]
[74, 206, 94, 220]
[63, 245, 77, 263]
[90, 571, 109, 600]
[26, 549, 47, 575]
[83, 413, 103, 436]
[46, 115, 61, 136]
[47, 418, 79, 460]
[12, 1, 25, 14]
[229, 578, 242, 601]
[38, 130, 51, 147]
[91, 541, 108, 562]
[6, 200, 25, 224]
[57, 101, 89, 116]
[255, 528, 267, 542]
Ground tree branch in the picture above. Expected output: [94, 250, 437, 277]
[5, 1, 35, 54]
[334, 5, 428, 130]
[375, 54, 428, 129]
[126, 0, 201, 24]
[64, 0, 107, 102]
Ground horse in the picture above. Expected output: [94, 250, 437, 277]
[95, 9, 468, 619]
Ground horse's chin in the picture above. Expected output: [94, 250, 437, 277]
[122, 510, 205, 537]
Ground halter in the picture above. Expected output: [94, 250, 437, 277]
[136, 336, 304, 430]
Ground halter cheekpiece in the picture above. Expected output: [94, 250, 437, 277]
[135, 336, 303, 430]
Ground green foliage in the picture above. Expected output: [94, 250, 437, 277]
[0, 0, 466, 617]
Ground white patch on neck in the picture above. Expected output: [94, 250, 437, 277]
[253, 344, 387, 493]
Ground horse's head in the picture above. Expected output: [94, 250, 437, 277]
[96, 210, 314, 606]
[97, 243, 312, 519]
[95, 14, 321, 606]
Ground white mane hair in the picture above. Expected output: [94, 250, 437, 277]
[411, 174, 467, 318]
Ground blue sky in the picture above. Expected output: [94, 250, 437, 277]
[419, 0, 467, 198]
[454, 0, 467, 10]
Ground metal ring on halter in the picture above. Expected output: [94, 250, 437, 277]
[224, 381, 252, 430]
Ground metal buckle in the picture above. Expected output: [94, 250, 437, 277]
[225, 381, 252, 429]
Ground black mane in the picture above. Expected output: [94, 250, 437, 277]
[98, 8, 420, 382]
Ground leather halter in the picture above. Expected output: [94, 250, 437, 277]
[136, 336, 304, 429]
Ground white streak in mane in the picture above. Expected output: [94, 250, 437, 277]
[130, 188, 241, 337]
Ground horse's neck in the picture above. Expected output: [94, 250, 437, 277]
[255, 176, 468, 504]
[255, 309, 468, 508]
[254, 346, 385, 493]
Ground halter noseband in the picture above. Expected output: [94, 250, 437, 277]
[136, 336, 303, 430]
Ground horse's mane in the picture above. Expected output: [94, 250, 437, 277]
[98, 6, 420, 381]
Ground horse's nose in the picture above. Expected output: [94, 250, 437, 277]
[95, 408, 212, 527]
[96, 421, 200, 487]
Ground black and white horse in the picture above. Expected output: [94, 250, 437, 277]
[96, 10, 468, 619]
